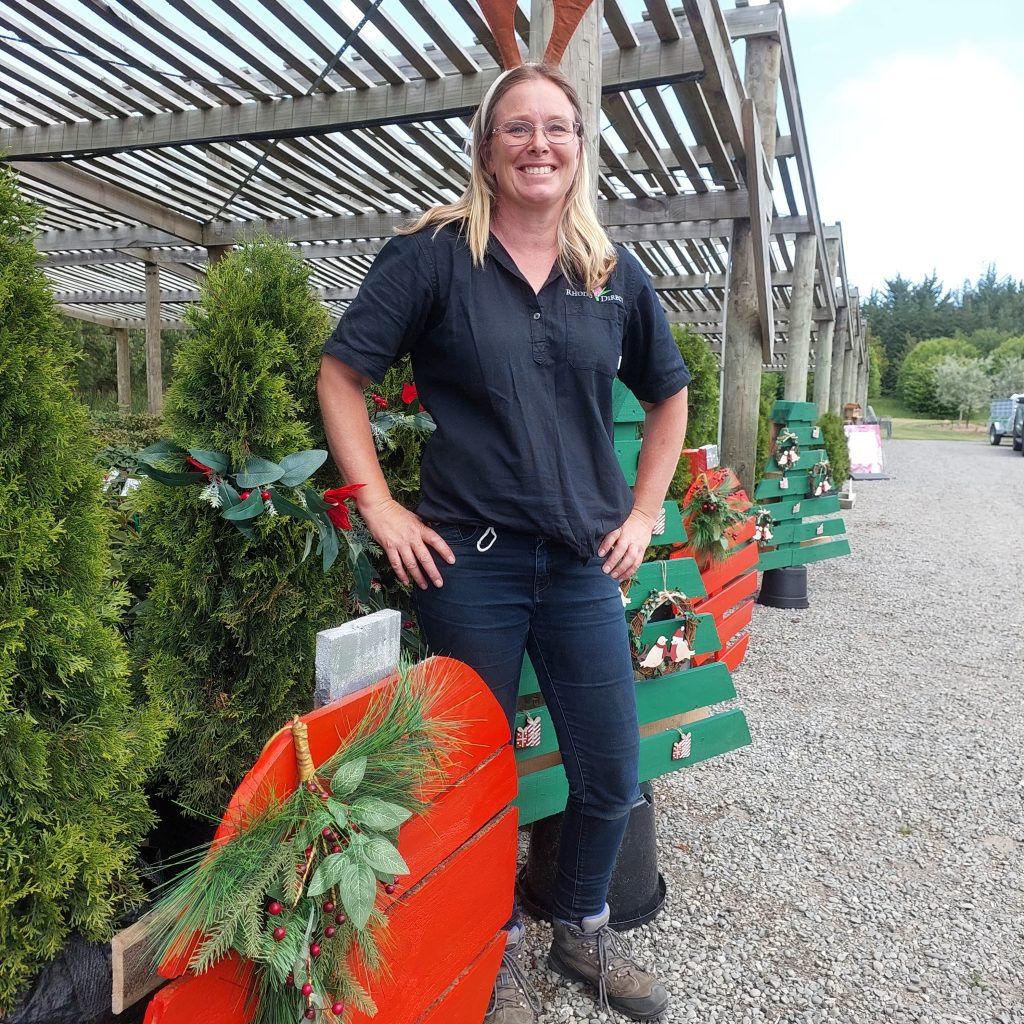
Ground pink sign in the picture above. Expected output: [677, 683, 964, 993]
[843, 423, 884, 476]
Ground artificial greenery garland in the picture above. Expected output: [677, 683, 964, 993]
[145, 668, 456, 1024]
[681, 469, 751, 562]
[133, 442, 370, 576]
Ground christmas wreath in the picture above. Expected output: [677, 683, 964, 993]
[753, 506, 775, 544]
[773, 428, 801, 468]
[807, 458, 833, 497]
[628, 587, 699, 678]
[681, 469, 751, 562]
[144, 668, 456, 1024]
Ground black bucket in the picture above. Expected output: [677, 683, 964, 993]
[757, 565, 810, 609]
[516, 782, 666, 931]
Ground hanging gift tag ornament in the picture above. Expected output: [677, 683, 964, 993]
[816, 523, 824, 536]
[812, 426, 821, 439]
[792, 502, 801, 514]
[652, 506, 666, 536]
[515, 713, 542, 750]
[671, 730, 692, 761]
[779, 476, 789, 490]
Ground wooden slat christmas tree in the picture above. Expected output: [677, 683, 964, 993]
[754, 400, 851, 571]
[512, 383, 751, 826]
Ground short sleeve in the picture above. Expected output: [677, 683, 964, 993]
[322, 232, 436, 382]
[617, 251, 692, 403]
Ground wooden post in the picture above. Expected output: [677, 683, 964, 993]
[206, 244, 232, 265]
[530, 0, 602, 201]
[828, 311, 848, 416]
[812, 236, 840, 416]
[856, 331, 869, 409]
[841, 327, 856, 414]
[782, 234, 816, 402]
[114, 326, 131, 411]
[144, 262, 163, 416]
[720, 36, 782, 493]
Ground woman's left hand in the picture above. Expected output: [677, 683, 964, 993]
[599, 509, 655, 581]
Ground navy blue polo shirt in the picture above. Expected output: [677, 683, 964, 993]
[323, 225, 690, 558]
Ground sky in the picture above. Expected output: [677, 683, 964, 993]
[777, 0, 1024, 298]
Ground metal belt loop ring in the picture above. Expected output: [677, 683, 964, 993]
[476, 526, 497, 552]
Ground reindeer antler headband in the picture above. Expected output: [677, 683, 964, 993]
[476, 0, 596, 71]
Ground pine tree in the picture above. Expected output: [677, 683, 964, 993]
[0, 167, 167, 1011]
[133, 237, 354, 819]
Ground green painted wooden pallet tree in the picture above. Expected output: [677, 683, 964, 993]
[755, 399, 851, 571]
[512, 382, 752, 825]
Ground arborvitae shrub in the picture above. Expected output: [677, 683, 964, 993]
[817, 412, 851, 489]
[662, 327, 719, 504]
[0, 168, 167, 1011]
[133, 237, 354, 819]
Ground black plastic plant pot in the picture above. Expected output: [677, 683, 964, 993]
[757, 565, 810, 609]
[516, 782, 666, 931]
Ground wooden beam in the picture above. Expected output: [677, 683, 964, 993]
[682, 0, 747, 163]
[0, 39, 702, 160]
[53, 284, 361, 305]
[9, 161, 204, 244]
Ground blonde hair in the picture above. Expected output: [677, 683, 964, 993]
[399, 63, 617, 294]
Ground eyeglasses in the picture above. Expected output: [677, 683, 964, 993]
[491, 118, 581, 146]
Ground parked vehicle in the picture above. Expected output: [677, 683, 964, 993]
[988, 395, 1024, 446]
[1014, 401, 1024, 455]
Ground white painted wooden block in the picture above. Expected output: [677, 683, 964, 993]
[314, 608, 402, 708]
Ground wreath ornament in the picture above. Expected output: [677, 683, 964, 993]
[629, 588, 698, 678]
[753, 507, 775, 544]
[681, 470, 751, 562]
[774, 428, 801, 468]
[808, 458, 833, 497]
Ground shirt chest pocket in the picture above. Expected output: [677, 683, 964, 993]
[566, 302, 624, 376]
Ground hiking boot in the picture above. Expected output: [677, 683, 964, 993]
[484, 924, 540, 1024]
[548, 906, 668, 1021]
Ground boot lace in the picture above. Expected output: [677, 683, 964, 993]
[487, 945, 542, 1015]
[594, 925, 645, 1013]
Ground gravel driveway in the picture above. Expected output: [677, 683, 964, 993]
[522, 438, 1024, 1024]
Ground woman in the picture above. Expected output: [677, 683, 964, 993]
[318, 62, 689, 1023]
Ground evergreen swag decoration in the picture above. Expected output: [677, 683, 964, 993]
[146, 668, 456, 1024]
[807, 458, 833, 497]
[134, 441, 369, 574]
[681, 469, 750, 562]
[773, 428, 801, 468]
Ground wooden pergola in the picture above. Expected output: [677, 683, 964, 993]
[0, 0, 867, 488]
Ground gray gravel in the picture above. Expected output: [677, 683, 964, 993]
[517, 439, 1024, 1024]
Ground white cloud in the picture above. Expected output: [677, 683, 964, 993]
[813, 44, 1024, 293]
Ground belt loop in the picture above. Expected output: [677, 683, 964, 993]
[476, 526, 497, 552]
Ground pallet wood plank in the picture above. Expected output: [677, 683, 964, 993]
[693, 558, 759, 619]
[516, 708, 751, 825]
[769, 400, 818, 423]
[417, 933, 507, 1024]
[625, 558, 706, 608]
[638, 612, 720, 655]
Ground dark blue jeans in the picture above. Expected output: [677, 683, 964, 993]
[414, 524, 641, 922]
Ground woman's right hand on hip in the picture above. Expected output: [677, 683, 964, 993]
[360, 497, 454, 590]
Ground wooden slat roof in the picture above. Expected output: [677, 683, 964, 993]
[0, 0, 860, 362]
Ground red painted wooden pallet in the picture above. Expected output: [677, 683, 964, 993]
[145, 657, 517, 1024]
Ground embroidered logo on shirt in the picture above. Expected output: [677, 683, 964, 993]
[565, 287, 624, 304]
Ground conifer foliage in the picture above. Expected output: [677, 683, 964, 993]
[0, 167, 167, 1011]
[134, 237, 354, 820]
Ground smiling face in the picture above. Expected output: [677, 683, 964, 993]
[482, 77, 582, 217]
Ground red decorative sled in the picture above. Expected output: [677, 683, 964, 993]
[145, 657, 518, 1024]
